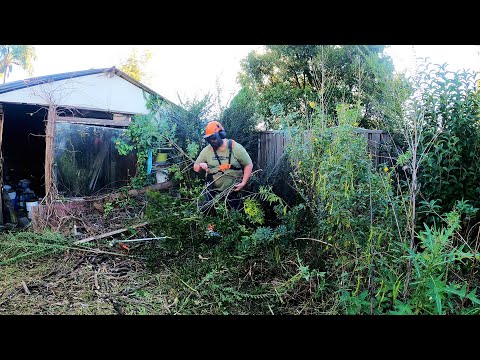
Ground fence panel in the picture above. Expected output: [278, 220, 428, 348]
[257, 128, 392, 171]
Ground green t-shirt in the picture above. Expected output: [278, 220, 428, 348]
[195, 139, 252, 192]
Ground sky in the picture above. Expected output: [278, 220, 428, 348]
[5, 45, 264, 109]
[5, 45, 480, 108]
[385, 45, 480, 76]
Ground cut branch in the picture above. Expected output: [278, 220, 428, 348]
[74, 221, 149, 245]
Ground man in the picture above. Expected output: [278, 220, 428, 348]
[194, 120, 253, 210]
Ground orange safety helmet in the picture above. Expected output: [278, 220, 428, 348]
[204, 121, 226, 139]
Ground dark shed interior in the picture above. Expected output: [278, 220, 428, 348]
[2, 103, 46, 197]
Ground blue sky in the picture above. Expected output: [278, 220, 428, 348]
[5, 45, 480, 108]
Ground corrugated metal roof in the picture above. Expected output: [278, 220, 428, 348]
[0, 67, 159, 97]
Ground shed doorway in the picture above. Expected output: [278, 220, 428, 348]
[2, 103, 46, 200]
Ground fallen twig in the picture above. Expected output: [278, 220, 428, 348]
[21, 281, 31, 295]
[110, 236, 170, 245]
[294, 237, 333, 247]
[94, 271, 100, 290]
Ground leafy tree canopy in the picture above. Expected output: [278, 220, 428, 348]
[119, 48, 152, 83]
[238, 45, 403, 130]
[0, 45, 37, 84]
[220, 87, 260, 156]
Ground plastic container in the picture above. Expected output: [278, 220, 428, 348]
[15, 191, 24, 210]
[19, 179, 31, 189]
[155, 169, 169, 184]
[8, 191, 16, 200]
[26, 200, 39, 220]
[156, 153, 168, 163]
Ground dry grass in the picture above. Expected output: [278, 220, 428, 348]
[0, 249, 178, 315]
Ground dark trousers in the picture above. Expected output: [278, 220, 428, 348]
[204, 188, 243, 211]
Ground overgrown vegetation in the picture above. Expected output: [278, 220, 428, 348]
[2, 45, 480, 315]
[113, 94, 197, 188]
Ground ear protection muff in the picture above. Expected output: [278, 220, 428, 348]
[216, 123, 227, 139]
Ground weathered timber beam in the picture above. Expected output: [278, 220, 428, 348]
[56, 116, 130, 127]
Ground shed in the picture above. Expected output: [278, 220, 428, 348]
[0, 67, 184, 224]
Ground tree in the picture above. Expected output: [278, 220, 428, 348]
[177, 92, 216, 144]
[220, 87, 260, 157]
[118, 48, 152, 83]
[238, 45, 400, 130]
[0, 45, 37, 84]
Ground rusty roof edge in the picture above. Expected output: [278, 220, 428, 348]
[0, 66, 197, 120]
[0, 68, 109, 94]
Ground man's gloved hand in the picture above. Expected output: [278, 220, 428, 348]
[234, 182, 247, 192]
[194, 162, 209, 173]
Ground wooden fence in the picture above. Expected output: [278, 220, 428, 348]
[257, 128, 392, 171]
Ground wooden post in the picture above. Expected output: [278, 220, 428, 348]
[257, 134, 261, 170]
[44, 105, 56, 200]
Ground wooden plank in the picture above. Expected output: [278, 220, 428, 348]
[261, 135, 266, 170]
[265, 135, 269, 169]
[275, 133, 279, 166]
[45, 106, 56, 198]
[258, 135, 262, 169]
[272, 134, 276, 166]
[278, 133, 283, 164]
[56, 116, 130, 127]
[262, 134, 268, 170]
[257, 136, 261, 169]
[113, 114, 132, 122]
[374, 133, 380, 166]
[264, 135, 267, 168]
[267, 135, 271, 168]
[380, 132, 391, 165]
[74, 221, 149, 245]
[279, 133, 285, 163]
[260, 134, 264, 168]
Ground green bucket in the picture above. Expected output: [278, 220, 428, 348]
[156, 153, 168, 162]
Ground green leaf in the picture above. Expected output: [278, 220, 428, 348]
[466, 289, 480, 305]
[444, 283, 467, 298]
[389, 301, 414, 315]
